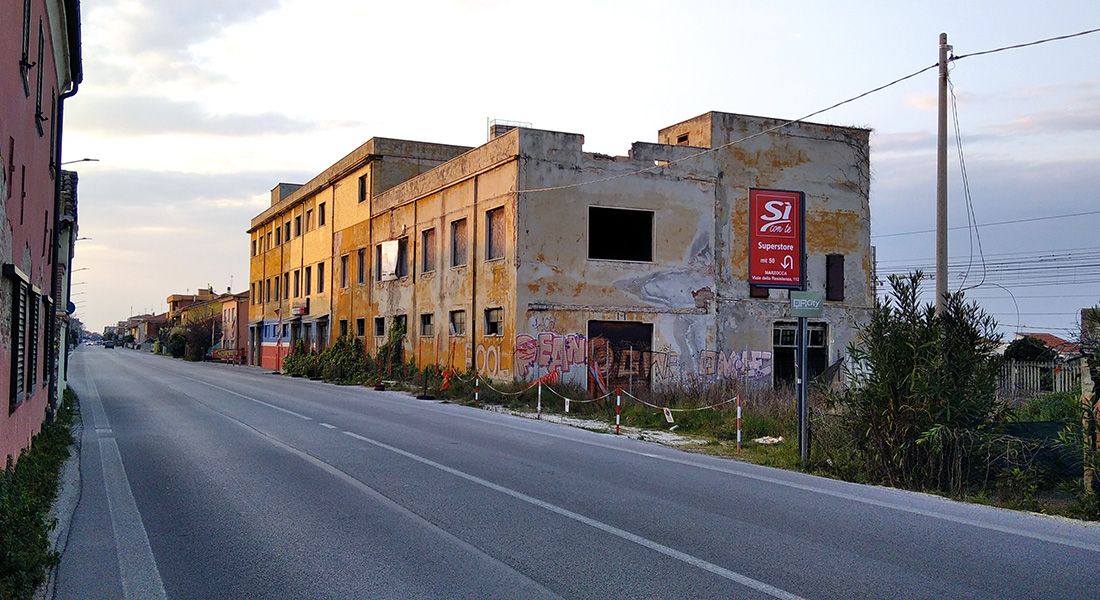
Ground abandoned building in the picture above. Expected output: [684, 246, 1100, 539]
[246, 112, 873, 391]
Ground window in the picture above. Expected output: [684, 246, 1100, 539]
[486, 207, 504, 260]
[374, 316, 385, 337]
[265, 278, 271, 302]
[394, 314, 407, 337]
[251, 283, 257, 304]
[449, 310, 466, 336]
[293, 270, 300, 297]
[282, 324, 288, 338]
[306, 209, 313, 231]
[275, 227, 281, 245]
[676, 133, 689, 145]
[274, 276, 280, 300]
[318, 202, 326, 226]
[358, 173, 369, 203]
[420, 313, 434, 337]
[356, 248, 366, 284]
[26, 288, 38, 389]
[340, 254, 349, 288]
[484, 308, 503, 336]
[6, 265, 30, 407]
[355, 318, 366, 337]
[317, 262, 325, 293]
[283, 273, 289, 300]
[339, 319, 348, 337]
[396, 237, 409, 278]
[588, 207, 653, 261]
[826, 254, 845, 301]
[294, 215, 301, 237]
[20, 0, 32, 95]
[251, 239, 257, 256]
[35, 22, 45, 135]
[451, 218, 467, 267]
[267, 232, 272, 249]
[284, 222, 291, 242]
[304, 266, 312, 295]
[421, 228, 436, 273]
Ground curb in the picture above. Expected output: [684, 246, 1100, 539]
[36, 412, 83, 600]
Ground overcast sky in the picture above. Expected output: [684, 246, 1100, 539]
[66, 0, 1100, 340]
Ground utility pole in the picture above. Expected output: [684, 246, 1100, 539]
[936, 32, 950, 314]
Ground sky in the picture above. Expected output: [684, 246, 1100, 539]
[65, 0, 1100, 340]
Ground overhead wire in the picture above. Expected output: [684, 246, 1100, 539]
[949, 27, 1100, 62]
[872, 210, 1100, 238]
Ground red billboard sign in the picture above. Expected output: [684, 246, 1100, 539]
[748, 188, 804, 289]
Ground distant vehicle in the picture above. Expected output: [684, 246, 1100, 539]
[104, 341, 115, 349]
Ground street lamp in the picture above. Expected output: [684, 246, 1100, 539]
[60, 158, 99, 166]
[75, 237, 92, 241]
[72, 267, 90, 273]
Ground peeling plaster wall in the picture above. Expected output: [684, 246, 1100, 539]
[662, 113, 873, 366]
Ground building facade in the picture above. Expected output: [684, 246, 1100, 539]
[1, 0, 81, 465]
[220, 291, 248, 356]
[248, 113, 873, 391]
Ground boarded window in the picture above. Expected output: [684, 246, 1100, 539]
[588, 207, 653, 261]
[374, 316, 385, 337]
[420, 313, 434, 337]
[826, 254, 845, 301]
[486, 207, 504, 260]
[484, 308, 503, 336]
[421, 228, 436, 273]
[377, 240, 398, 281]
[451, 218, 467, 267]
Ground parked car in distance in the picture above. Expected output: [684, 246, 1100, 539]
[104, 341, 115, 349]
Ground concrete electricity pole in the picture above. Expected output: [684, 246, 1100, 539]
[936, 32, 950, 314]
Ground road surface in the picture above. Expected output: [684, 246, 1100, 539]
[55, 347, 1100, 599]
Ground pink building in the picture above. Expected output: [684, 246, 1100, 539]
[1, 1, 82, 465]
[221, 291, 249, 362]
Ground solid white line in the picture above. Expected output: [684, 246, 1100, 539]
[319, 423, 337, 429]
[404, 405, 1100, 553]
[340, 430, 803, 600]
[173, 373, 312, 420]
[81, 363, 168, 600]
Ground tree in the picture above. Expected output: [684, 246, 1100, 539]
[1004, 336, 1057, 363]
[828, 272, 1005, 492]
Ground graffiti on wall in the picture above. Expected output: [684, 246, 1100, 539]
[515, 332, 588, 378]
[650, 349, 773, 383]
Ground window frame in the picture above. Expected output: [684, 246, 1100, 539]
[421, 228, 436, 273]
[448, 310, 466, 336]
[483, 307, 503, 337]
[450, 218, 468, 267]
[420, 313, 434, 337]
[373, 316, 386, 337]
[486, 207, 504, 261]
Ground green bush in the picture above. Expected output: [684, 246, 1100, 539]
[0, 390, 77, 600]
[319, 336, 370, 384]
[825, 272, 1006, 493]
[166, 332, 186, 358]
[1011, 390, 1082, 423]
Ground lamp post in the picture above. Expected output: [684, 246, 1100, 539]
[60, 158, 99, 166]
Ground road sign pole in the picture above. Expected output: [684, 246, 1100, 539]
[797, 315, 809, 465]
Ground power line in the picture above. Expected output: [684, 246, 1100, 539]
[872, 209, 1100, 238]
[950, 27, 1100, 61]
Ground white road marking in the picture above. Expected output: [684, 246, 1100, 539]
[81, 363, 168, 600]
[173, 373, 312, 420]
[319, 423, 337, 429]
[340, 430, 803, 600]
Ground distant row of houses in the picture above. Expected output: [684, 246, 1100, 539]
[106, 286, 249, 360]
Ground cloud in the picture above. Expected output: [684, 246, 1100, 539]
[990, 96, 1100, 135]
[68, 95, 314, 137]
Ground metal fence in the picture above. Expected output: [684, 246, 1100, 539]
[999, 360, 1080, 397]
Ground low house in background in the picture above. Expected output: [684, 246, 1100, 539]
[167, 286, 218, 323]
[1015, 332, 1080, 360]
[219, 291, 249, 362]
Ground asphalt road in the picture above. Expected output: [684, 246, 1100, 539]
[55, 347, 1100, 599]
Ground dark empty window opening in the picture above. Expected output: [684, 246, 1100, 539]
[588, 207, 653, 262]
[356, 318, 365, 337]
[374, 316, 385, 337]
[826, 254, 845, 301]
[339, 319, 348, 337]
[676, 133, 689, 145]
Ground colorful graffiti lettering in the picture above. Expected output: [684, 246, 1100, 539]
[515, 332, 588, 378]
[648, 349, 773, 383]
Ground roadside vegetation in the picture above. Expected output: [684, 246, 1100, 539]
[0, 389, 78, 600]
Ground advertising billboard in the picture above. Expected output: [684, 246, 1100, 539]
[748, 188, 805, 289]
